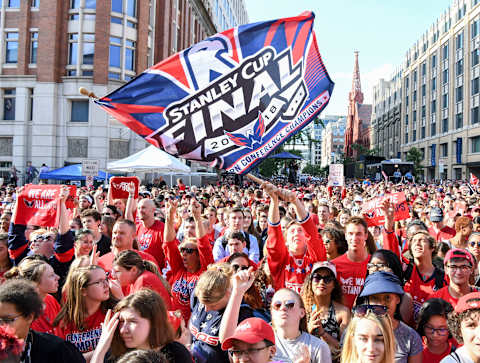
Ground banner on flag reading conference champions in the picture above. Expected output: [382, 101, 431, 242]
[96, 12, 334, 174]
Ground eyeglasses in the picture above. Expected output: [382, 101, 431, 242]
[179, 247, 197, 254]
[0, 314, 23, 325]
[85, 278, 109, 287]
[32, 234, 54, 243]
[231, 264, 249, 272]
[367, 263, 389, 271]
[424, 325, 449, 336]
[353, 304, 388, 317]
[446, 264, 472, 271]
[228, 345, 270, 358]
[102, 213, 112, 217]
[470, 241, 480, 248]
[312, 274, 334, 284]
[272, 299, 296, 311]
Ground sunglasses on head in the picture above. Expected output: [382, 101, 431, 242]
[470, 241, 480, 248]
[272, 299, 296, 311]
[352, 304, 388, 317]
[179, 247, 197, 254]
[231, 264, 249, 272]
[312, 274, 334, 284]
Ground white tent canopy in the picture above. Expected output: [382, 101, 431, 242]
[107, 145, 191, 173]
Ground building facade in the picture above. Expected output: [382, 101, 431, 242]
[0, 0, 247, 183]
[310, 115, 343, 165]
[344, 51, 372, 159]
[371, 68, 402, 159]
[400, 0, 480, 180]
[320, 117, 346, 167]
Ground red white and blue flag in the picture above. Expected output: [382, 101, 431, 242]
[96, 12, 334, 174]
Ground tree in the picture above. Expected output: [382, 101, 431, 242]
[406, 147, 423, 177]
[302, 163, 322, 176]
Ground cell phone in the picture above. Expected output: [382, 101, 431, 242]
[312, 304, 317, 312]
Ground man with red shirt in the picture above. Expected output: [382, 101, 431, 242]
[97, 219, 158, 273]
[430, 249, 478, 307]
[428, 207, 455, 243]
[136, 198, 165, 269]
[263, 182, 326, 294]
[331, 216, 370, 309]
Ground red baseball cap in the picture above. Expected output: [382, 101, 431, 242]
[455, 292, 480, 313]
[444, 248, 475, 267]
[221, 318, 275, 350]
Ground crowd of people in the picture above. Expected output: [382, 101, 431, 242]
[2, 176, 480, 362]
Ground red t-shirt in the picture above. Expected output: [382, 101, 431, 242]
[422, 341, 454, 363]
[31, 294, 60, 335]
[125, 270, 171, 309]
[55, 308, 105, 353]
[136, 220, 166, 269]
[430, 286, 480, 308]
[98, 250, 158, 273]
[267, 215, 326, 293]
[331, 253, 370, 309]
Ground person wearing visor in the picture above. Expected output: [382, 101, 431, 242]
[431, 249, 479, 307]
[441, 292, 480, 362]
[357, 271, 423, 363]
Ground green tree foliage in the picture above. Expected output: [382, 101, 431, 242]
[406, 147, 423, 177]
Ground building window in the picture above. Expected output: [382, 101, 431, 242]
[473, 107, 480, 124]
[431, 54, 437, 68]
[109, 140, 130, 159]
[431, 99, 436, 113]
[3, 89, 15, 120]
[413, 130, 417, 142]
[456, 31, 464, 50]
[109, 37, 121, 68]
[473, 19, 480, 38]
[126, 0, 136, 17]
[108, 72, 121, 80]
[421, 126, 426, 139]
[125, 40, 135, 71]
[441, 143, 448, 157]
[405, 133, 408, 143]
[443, 93, 448, 109]
[474, 49, 480, 68]
[432, 77, 437, 91]
[7, 0, 20, 8]
[112, 0, 123, 13]
[28, 88, 33, 121]
[31, 0, 39, 7]
[456, 59, 464, 76]
[70, 0, 80, 9]
[442, 43, 449, 60]
[456, 113, 463, 129]
[111, 16, 122, 24]
[442, 117, 449, 132]
[85, 0, 96, 9]
[71, 100, 89, 122]
[443, 69, 448, 84]
[456, 86, 463, 102]
[422, 105, 426, 118]
[420, 148, 424, 159]
[5, 32, 18, 64]
[473, 136, 480, 153]
[68, 34, 78, 65]
[413, 111, 417, 122]
[454, 168, 462, 180]
[473, 78, 480, 95]
[431, 122, 436, 136]
[30, 32, 38, 64]
[82, 34, 95, 65]
[67, 138, 88, 158]
[0, 137, 13, 156]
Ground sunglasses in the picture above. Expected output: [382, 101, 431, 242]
[231, 264, 249, 272]
[470, 241, 480, 248]
[352, 304, 388, 317]
[312, 274, 334, 284]
[179, 247, 197, 254]
[424, 325, 449, 336]
[272, 299, 296, 311]
[367, 262, 388, 271]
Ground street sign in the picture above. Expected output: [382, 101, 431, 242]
[328, 164, 344, 186]
[439, 160, 445, 174]
[82, 160, 99, 177]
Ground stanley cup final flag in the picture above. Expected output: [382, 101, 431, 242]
[95, 12, 334, 174]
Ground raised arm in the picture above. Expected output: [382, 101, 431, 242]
[58, 186, 70, 235]
[8, 187, 29, 264]
[54, 186, 75, 264]
[125, 182, 136, 222]
[191, 199, 206, 239]
[93, 187, 104, 213]
[380, 198, 401, 258]
[163, 199, 183, 271]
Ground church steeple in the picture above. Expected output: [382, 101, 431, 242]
[349, 51, 364, 105]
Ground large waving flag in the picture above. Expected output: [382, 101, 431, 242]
[96, 12, 334, 174]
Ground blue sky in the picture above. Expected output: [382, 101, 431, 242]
[244, 0, 452, 116]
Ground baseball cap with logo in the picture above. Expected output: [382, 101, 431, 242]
[221, 318, 275, 350]
[429, 207, 444, 222]
[455, 292, 480, 313]
[311, 261, 337, 277]
[444, 248, 475, 267]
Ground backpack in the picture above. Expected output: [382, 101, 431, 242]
[403, 261, 446, 291]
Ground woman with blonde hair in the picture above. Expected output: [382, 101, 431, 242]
[340, 306, 395, 363]
[110, 250, 171, 308]
[190, 263, 254, 362]
[91, 289, 190, 363]
[5, 257, 60, 334]
[53, 265, 116, 360]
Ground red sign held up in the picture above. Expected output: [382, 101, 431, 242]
[110, 177, 140, 199]
[362, 192, 410, 227]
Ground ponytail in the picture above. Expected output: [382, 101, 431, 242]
[4, 266, 21, 280]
